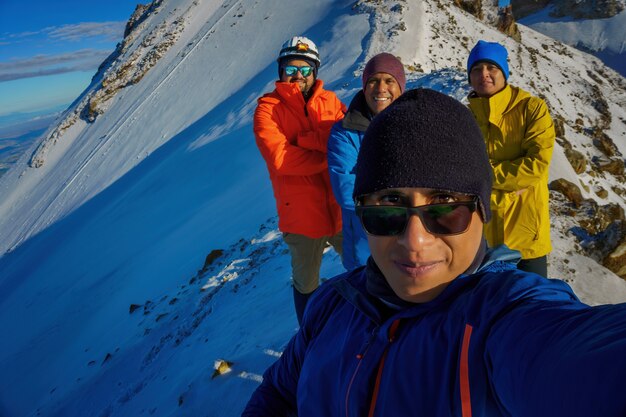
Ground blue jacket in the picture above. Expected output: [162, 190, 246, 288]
[243, 248, 626, 416]
[327, 91, 371, 271]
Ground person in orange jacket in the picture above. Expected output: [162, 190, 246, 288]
[254, 36, 347, 324]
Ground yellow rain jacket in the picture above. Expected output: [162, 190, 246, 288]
[468, 84, 555, 259]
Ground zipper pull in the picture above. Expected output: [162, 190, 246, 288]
[388, 319, 401, 342]
[356, 326, 379, 359]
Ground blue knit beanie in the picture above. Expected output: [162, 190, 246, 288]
[353, 88, 492, 222]
[467, 40, 509, 81]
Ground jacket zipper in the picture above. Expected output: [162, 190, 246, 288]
[344, 326, 377, 417]
[460, 324, 474, 417]
[366, 319, 401, 417]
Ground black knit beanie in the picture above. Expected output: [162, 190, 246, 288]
[353, 88, 492, 222]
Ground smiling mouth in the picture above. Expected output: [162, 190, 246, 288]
[394, 260, 440, 276]
[374, 97, 390, 102]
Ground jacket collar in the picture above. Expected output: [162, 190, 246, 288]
[468, 84, 531, 124]
[275, 79, 325, 105]
[331, 244, 520, 323]
[341, 90, 372, 132]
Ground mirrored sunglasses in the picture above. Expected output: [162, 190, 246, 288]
[355, 199, 478, 236]
[283, 65, 313, 77]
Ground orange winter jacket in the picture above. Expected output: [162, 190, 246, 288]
[254, 80, 346, 238]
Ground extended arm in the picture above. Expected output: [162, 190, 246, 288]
[487, 298, 626, 416]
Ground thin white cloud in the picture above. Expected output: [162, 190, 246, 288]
[0, 21, 126, 45]
[0, 49, 112, 82]
[0, 21, 125, 82]
[47, 21, 126, 42]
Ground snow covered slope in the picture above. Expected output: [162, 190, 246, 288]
[0, 0, 625, 416]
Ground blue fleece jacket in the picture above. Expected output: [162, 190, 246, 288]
[243, 248, 626, 416]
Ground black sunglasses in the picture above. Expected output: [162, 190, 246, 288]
[355, 199, 478, 236]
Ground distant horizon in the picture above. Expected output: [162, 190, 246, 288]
[0, 0, 141, 119]
[0, 101, 68, 126]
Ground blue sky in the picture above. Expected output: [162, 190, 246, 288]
[0, 0, 141, 122]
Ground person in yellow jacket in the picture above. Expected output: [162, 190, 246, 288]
[467, 40, 555, 277]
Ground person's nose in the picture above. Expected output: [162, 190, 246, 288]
[397, 213, 435, 251]
[293, 70, 304, 80]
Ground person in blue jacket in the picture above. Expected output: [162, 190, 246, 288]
[327, 53, 406, 271]
[242, 88, 626, 417]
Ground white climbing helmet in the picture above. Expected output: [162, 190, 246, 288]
[277, 36, 321, 67]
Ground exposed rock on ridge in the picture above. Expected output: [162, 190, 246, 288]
[28, 0, 191, 168]
[512, 0, 625, 19]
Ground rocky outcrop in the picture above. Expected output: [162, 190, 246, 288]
[28, 0, 191, 168]
[512, 0, 624, 19]
[497, 5, 522, 42]
[554, 118, 588, 175]
[550, 178, 584, 206]
[549, 0, 624, 19]
[454, 0, 483, 19]
[594, 156, 625, 176]
[511, 0, 550, 19]
[565, 147, 587, 174]
[548, 72, 625, 201]
[551, 184, 626, 279]
[124, 3, 153, 38]
[84, 17, 186, 122]
[454, 0, 521, 39]
[604, 238, 626, 279]
[551, 187, 626, 278]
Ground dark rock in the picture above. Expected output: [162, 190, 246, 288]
[549, 0, 624, 19]
[511, 0, 550, 19]
[597, 158, 625, 176]
[594, 187, 609, 199]
[497, 5, 522, 41]
[593, 132, 620, 157]
[565, 148, 587, 174]
[603, 238, 626, 279]
[454, 0, 483, 19]
[549, 178, 584, 206]
[553, 115, 566, 138]
[199, 249, 224, 274]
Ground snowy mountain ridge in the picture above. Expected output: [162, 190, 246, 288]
[516, 0, 626, 77]
[0, 0, 625, 416]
